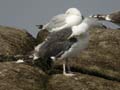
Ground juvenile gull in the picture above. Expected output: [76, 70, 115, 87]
[36, 8, 83, 32]
[33, 17, 98, 76]
[90, 10, 120, 26]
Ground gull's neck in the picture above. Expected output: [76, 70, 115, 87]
[69, 21, 90, 39]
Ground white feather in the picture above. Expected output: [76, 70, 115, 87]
[105, 15, 112, 21]
[16, 59, 24, 63]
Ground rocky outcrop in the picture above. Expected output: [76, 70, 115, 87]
[0, 62, 47, 90]
[0, 26, 120, 90]
[0, 25, 36, 55]
[47, 74, 120, 90]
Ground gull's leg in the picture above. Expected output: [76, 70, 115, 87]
[63, 63, 66, 75]
[66, 59, 72, 73]
[63, 59, 75, 76]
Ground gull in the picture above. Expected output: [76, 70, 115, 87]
[33, 17, 98, 76]
[90, 10, 120, 26]
[36, 8, 83, 32]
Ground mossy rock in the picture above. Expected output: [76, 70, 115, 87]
[47, 74, 120, 90]
[0, 25, 36, 55]
[0, 62, 47, 90]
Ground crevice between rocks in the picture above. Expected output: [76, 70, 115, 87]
[53, 65, 120, 82]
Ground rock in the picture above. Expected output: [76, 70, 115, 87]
[0, 27, 120, 90]
[0, 62, 47, 90]
[47, 74, 120, 90]
[54, 28, 120, 82]
[0, 25, 36, 55]
[36, 29, 49, 44]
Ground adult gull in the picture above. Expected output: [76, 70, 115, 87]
[36, 8, 83, 32]
[33, 17, 98, 76]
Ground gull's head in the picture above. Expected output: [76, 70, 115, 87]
[65, 8, 81, 16]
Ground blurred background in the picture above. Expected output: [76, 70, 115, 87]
[0, 0, 120, 37]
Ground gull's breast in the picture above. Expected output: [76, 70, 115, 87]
[60, 33, 89, 59]
[66, 15, 82, 26]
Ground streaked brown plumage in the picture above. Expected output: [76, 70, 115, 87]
[91, 11, 120, 25]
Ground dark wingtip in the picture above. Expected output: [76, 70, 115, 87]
[36, 25, 43, 29]
[69, 37, 77, 42]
